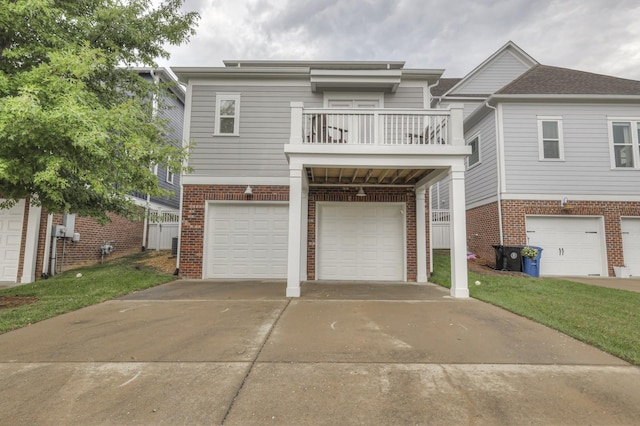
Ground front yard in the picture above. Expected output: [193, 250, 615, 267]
[0, 251, 175, 335]
[430, 250, 640, 365]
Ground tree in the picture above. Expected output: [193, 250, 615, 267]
[0, 0, 199, 222]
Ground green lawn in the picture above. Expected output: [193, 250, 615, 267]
[0, 252, 174, 334]
[430, 251, 640, 365]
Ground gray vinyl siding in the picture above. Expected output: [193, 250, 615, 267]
[188, 85, 427, 177]
[430, 179, 450, 210]
[439, 100, 485, 119]
[465, 111, 498, 205]
[453, 52, 530, 95]
[189, 85, 322, 178]
[150, 91, 183, 209]
[384, 86, 424, 108]
[502, 103, 640, 195]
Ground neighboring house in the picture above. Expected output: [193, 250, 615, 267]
[173, 61, 472, 298]
[0, 68, 184, 285]
[434, 41, 640, 277]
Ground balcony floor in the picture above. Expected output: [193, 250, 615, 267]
[306, 166, 435, 186]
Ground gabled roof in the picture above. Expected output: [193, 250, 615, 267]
[497, 65, 640, 95]
[442, 41, 538, 97]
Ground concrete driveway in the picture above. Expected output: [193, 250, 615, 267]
[0, 280, 639, 425]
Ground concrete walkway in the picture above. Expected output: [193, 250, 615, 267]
[0, 280, 639, 425]
[561, 275, 640, 293]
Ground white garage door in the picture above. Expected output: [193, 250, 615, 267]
[525, 216, 605, 276]
[317, 203, 404, 280]
[0, 199, 24, 282]
[622, 218, 640, 277]
[205, 203, 288, 279]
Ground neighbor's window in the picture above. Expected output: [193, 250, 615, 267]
[166, 168, 174, 185]
[609, 121, 639, 168]
[537, 118, 564, 160]
[467, 135, 480, 167]
[214, 93, 240, 135]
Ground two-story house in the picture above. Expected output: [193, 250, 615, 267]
[173, 61, 471, 298]
[434, 42, 640, 277]
[0, 68, 184, 285]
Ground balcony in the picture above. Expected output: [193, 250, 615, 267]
[288, 103, 464, 147]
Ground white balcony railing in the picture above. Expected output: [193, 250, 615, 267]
[289, 104, 465, 147]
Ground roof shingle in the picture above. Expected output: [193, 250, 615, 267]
[497, 65, 640, 95]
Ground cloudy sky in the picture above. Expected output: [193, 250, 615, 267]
[158, 0, 640, 80]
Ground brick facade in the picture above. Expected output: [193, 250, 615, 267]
[34, 210, 144, 278]
[466, 202, 501, 263]
[180, 184, 429, 281]
[467, 199, 640, 276]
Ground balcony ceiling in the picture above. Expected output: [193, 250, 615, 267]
[305, 167, 436, 186]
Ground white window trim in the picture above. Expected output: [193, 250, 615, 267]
[214, 93, 241, 136]
[607, 118, 640, 170]
[151, 163, 158, 175]
[323, 92, 384, 108]
[166, 168, 174, 185]
[466, 133, 481, 169]
[537, 116, 564, 161]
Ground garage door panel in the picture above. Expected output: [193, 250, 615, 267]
[622, 218, 640, 277]
[526, 216, 604, 276]
[0, 199, 24, 282]
[205, 204, 288, 279]
[318, 203, 404, 281]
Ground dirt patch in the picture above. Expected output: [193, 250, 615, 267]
[0, 296, 38, 310]
[137, 250, 177, 275]
[468, 255, 527, 277]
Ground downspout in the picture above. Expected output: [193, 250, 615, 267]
[484, 100, 504, 245]
[41, 214, 53, 278]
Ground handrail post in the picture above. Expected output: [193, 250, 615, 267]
[374, 111, 381, 145]
[290, 101, 304, 144]
[448, 103, 464, 146]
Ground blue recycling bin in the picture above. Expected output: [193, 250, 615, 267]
[522, 246, 543, 277]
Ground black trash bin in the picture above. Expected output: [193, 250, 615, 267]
[492, 244, 524, 272]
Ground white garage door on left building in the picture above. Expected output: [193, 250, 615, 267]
[204, 203, 289, 279]
[0, 199, 25, 283]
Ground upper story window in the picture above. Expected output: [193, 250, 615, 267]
[466, 134, 480, 168]
[166, 168, 174, 185]
[214, 93, 240, 136]
[537, 117, 564, 160]
[609, 120, 640, 169]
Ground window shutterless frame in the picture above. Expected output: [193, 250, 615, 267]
[214, 93, 241, 136]
[537, 117, 564, 161]
[466, 134, 480, 168]
[607, 119, 640, 169]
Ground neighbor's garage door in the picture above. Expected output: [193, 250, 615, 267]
[205, 203, 288, 279]
[0, 199, 24, 282]
[317, 203, 404, 280]
[622, 218, 640, 277]
[525, 216, 605, 276]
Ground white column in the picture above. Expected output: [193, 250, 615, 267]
[300, 188, 308, 281]
[289, 102, 304, 145]
[21, 204, 42, 284]
[449, 103, 465, 147]
[449, 168, 469, 298]
[286, 165, 303, 297]
[415, 187, 428, 282]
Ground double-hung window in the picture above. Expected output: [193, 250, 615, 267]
[537, 117, 564, 160]
[609, 120, 640, 169]
[214, 93, 240, 136]
[466, 134, 480, 168]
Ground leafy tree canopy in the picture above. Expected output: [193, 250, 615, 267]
[0, 0, 199, 222]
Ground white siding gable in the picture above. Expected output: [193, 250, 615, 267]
[451, 50, 532, 95]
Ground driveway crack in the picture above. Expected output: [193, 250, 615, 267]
[220, 298, 291, 425]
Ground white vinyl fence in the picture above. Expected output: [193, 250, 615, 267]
[147, 210, 179, 251]
[431, 209, 450, 249]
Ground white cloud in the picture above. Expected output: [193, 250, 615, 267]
[160, 0, 640, 80]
